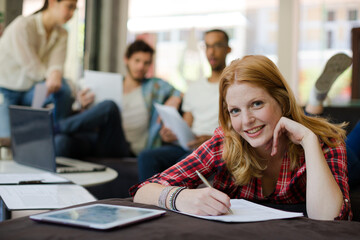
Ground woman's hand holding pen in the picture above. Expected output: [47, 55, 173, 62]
[175, 188, 231, 216]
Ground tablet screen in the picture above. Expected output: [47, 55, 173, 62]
[30, 204, 166, 230]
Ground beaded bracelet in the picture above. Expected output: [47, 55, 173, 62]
[169, 187, 186, 211]
[158, 186, 176, 209]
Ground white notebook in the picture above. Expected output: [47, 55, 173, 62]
[0, 184, 96, 210]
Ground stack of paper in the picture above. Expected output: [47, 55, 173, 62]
[84, 70, 123, 109]
[0, 184, 96, 210]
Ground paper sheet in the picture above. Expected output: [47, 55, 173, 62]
[0, 184, 96, 210]
[84, 70, 123, 109]
[0, 173, 71, 184]
[180, 199, 303, 222]
[154, 103, 195, 150]
[31, 83, 48, 108]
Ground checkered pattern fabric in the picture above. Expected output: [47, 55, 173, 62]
[130, 127, 352, 220]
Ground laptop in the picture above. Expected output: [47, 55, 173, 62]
[8, 105, 106, 173]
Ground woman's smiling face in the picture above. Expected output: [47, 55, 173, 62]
[226, 82, 283, 152]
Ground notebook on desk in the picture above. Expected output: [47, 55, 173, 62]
[8, 105, 106, 173]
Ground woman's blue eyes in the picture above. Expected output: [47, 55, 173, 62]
[229, 108, 239, 114]
[253, 101, 263, 107]
[228, 101, 263, 114]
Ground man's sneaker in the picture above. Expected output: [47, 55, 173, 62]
[315, 53, 352, 95]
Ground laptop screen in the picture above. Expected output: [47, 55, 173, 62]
[9, 106, 57, 172]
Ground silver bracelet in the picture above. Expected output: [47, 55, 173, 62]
[169, 187, 186, 211]
[158, 186, 176, 209]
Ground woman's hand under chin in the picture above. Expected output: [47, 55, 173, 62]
[271, 117, 315, 156]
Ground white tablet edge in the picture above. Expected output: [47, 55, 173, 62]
[29, 203, 166, 230]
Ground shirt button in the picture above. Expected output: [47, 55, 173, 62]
[344, 199, 349, 203]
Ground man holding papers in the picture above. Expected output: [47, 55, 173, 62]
[55, 40, 181, 158]
[137, 29, 231, 181]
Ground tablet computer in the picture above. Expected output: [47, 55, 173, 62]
[30, 204, 166, 230]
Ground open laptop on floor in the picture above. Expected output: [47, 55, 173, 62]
[8, 105, 106, 173]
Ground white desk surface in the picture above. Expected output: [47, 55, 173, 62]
[0, 159, 118, 187]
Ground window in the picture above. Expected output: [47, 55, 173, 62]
[127, 0, 278, 92]
[348, 9, 358, 21]
[179, 29, 190, 42]
[299, 0, 358, 105]
[158, 31, 171, 42]
[127, 0, 358, 104]
[327, 10, 335, 21]
[326, 30, 333, 49]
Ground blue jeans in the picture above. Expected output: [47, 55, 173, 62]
[55, 100, 131, 159]
[346, 121, 360, 187]
[137, 145, 191, 181]
[0, 79, 73, 137]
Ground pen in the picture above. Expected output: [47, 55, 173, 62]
[195, 170, 233, 214]
[18, 180, 43, 184]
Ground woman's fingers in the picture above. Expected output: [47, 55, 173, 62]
[271, 117, 313, 156]
[271, 119, 284, 156]
[176, 188, 231, 216]
[206, 189, 231, 214]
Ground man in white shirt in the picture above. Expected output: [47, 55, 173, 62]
[137, 29, 231, 181]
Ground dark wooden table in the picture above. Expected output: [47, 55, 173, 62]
[0, 198, 359, 240]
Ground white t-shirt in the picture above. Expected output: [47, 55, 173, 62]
[121, 87, 149, 155]
[182, 78, 219, 136]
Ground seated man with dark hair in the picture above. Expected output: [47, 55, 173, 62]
[55, 39, 182, 159]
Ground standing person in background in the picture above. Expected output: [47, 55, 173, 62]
[55, 39, 182, 159]
[137, 29, 231, 181]
[0, 0, 76, 138]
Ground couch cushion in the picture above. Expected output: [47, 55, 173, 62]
[322, 106, 360, 133]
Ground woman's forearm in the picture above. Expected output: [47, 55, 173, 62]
[302, 133, 343, 220]
[133, 183, 165, 206]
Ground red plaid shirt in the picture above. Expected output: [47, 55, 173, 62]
[130, 127, 352, 220]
